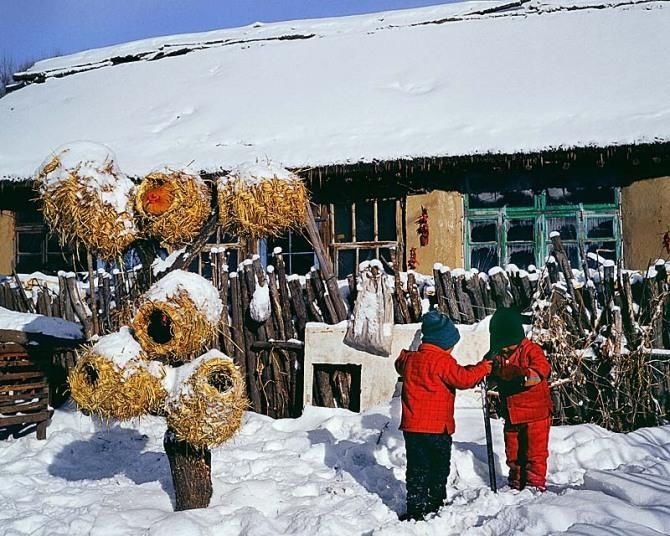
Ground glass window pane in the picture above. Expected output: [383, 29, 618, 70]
[547, 216, 578, 240]
[356, 201, 374, 242]
[586, 217, 615, 239]
[267, 234, 291, 252]
[470, 220, 497, 243]
[290, 231, 312, 253]
[358, 248, 376, 264]
[334, 204, 352, 243]
[226, 250, 238, 269]
[586, 241, 617, 261]
[561, 243, 580, 267]
[508, 243, 534, 269]
[471, 246, 499, 273]
[337, 249, 356, 278]
[16, 211, 43, 225]
[377, 200, 397, 241]
[468, 190, 534, 209]
[46, 253, 70, 272]
[199, 252, 213, 279]
[546, 187, 615, 206]
[18, 232, 44, 254]
[288, 253, 314, 275]
[379, 248, 393, 265]
[16, 254, 43, 273]
[507, 219, 534, 242]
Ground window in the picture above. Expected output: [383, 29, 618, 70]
[267, 231, 317, 275]
[465, 187, 621, 271]
[14, 211, 74, 273]
[330, 199, 401, 278]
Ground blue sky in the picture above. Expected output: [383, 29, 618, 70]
[0, 0, 456, 66]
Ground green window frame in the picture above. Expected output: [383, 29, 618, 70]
[464, 188, 621, 272]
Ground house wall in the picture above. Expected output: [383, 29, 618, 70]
[0, 211, 16, 275]
[621, 176, 670, 270]
[405, 190, 464, 271]
[303, 320, 489, 410]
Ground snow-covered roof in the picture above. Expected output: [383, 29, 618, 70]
[1, 0, 669, 180]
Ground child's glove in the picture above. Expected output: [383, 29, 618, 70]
[496, 365, 527, 382]
[480, 359, 493, 375]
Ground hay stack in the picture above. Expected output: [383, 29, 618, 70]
[217, 161, 308, 238]
[35, 142, 138, 259]
[166, 350, 247, 449]
[132, 270, 223, 363]
[135, 167, 211, 246]
[68, 327, 167, 419]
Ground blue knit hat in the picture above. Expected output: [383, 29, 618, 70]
[421, 309, 460, 350]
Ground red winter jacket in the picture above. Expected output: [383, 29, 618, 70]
[493, 338, 552, 425]
[395, 343, 491, 435]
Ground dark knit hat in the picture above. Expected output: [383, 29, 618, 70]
[488, 306, 525, 355]
[421, 309, 460, 350]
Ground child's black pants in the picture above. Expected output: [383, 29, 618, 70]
[403, 431, 452, 520]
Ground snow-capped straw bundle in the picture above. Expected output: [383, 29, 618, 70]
[131, 270, 223, 363]
[68, 327, 167, 420]
[135, 167, 210, 246]
[217, 161, 308, 238]
[166, 350, 247, 449]
[35, 142, 138, 259]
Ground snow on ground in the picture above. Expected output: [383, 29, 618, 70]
[1, 390, 668, 535]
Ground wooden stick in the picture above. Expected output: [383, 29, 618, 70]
[304, 202, 347, 322]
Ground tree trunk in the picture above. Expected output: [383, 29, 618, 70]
[164, 428, 212, 511]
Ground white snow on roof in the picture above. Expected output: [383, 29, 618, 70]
[1, 0, 669, 180]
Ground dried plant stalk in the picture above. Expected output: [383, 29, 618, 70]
[68, 349, 166, 420]
[135, 169, 210, 246]
[166, 355, 247, 449]
[132, 292, 218, 363]
[217, 175, 308, 238]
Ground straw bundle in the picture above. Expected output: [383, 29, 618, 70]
[35, 142, 138, 259]
[68, 328, 167, 420]
[166, 351, 247, 449]
[131, 270, 223, 363]
[135, 168, 211, 246]
[217, 162, 308, 238]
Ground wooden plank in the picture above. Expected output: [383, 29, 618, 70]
[0, 400, 48, 414]
[0, 412, 50, 426]
[0, 371, 46, 381]
[0, 381, 48, 392]
[0, 392, 49, 404]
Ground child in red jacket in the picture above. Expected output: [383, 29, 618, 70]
[395, 309, 492, 520]
[488, 307, 552, 492]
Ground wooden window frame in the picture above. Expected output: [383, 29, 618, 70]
[329, 198, 404, 278]
[464, 188, 622, 271]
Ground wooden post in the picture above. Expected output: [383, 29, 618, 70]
[391, 248, 410, 324]
[304, 202, 347, 322]
[438, 267, 461, 321]
[453, 273, 475, 324]
[64, 273, 93, 339]
[304, 275, 325, 323]
[310, 267, 338, 324]
[228, 273, 248, 389]
[163, 428, 212, 511]
[406, 272, 423, 322]
[86, 252, 100, 336]
[237, 264, 262, 412]
[488, 269, 513, 308]
[288, 277, 308, 338]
